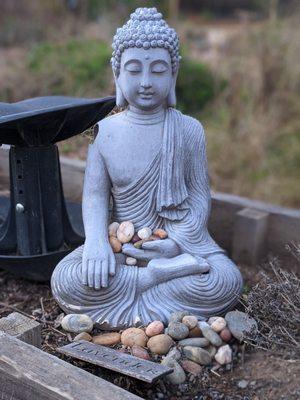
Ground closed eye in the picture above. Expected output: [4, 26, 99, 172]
[151, 61, 169, 73]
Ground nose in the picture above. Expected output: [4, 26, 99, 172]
[140, 72, 152, 89]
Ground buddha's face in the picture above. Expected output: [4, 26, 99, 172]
[116, 47, 174, 111]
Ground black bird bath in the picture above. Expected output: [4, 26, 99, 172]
[0, 96, 115, 281]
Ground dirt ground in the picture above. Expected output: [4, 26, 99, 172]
[0, 264, 299, 400]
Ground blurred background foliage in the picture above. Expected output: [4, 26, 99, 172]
[0, 0, 299, 207]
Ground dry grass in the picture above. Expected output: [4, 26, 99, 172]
[244, 244, 300, 358]
[203, 17, 300, 207]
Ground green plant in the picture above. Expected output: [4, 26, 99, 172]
[27, 39, 112, 96]
[176, 58, 216, 114]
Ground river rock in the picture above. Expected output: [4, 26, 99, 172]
[182, 315, 198, 330]
[153, 229, 168, 239]
[169, 311, 189, 324]
[188, 325, 202, 338]
[137, 227, 152, 240]
[161, 358, 186, 385]
[109, 236, 122, 253]
[73, 332, 92, 342]
[108, 222, 119, 237]
[117, 221, 135, 244]
[214, 344, 232, 365]
[178, 338, 209, 348]
[145, 321, 164, 337]
[164, 347, 181, 361]
[225, 311, 258, 341]
[220, 328, 232, 342]
[181, 359, 202, 376]
[93, 332, 121, 346]
[126, 257, 137, 266]
[210, 317, 226, 333]
[131, 345, 150, 360]
[61, 314, 93, 333]
[121, 328, 148, 347]
[147, 334, 173, 355]
[199, 321, 222, 347]
[183, 346, 212, 365]
[168, 322, 189, 340]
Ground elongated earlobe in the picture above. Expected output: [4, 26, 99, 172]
[167, 71, 178, 107]
[114, 76, 128, 108]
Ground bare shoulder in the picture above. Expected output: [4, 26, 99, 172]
[94, 111, 125, 152]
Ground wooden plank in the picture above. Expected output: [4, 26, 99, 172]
[232, 208, 269, 265]
[0, 332, 142, 400]
[58, 341, 173, 384]
[0, 312, 41, 348]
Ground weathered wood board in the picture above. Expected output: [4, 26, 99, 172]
[58, 340, 173, 383]
[0, 332, 142, 400]
[0, 311, 41, 347]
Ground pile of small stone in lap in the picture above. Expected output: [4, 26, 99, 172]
[108, 220, 168, 266]
[60, 310, 257, 385]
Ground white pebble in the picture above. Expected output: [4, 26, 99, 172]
[126, 257, 137, 266]
[117, 221, 134, 243]
[214, 344, 232, 365]
[137, 227, 152, 240]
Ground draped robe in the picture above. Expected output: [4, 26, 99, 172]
[51, 108, 243, 329]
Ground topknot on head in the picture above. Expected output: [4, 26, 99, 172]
[111, 7, 180, 76]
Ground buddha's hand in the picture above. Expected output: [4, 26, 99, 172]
[82, 241, 116, 289]
[122, 238, 180, 261]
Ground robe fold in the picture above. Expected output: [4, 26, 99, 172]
[51, 109, 243, 329]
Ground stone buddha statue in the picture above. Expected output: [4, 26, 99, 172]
[51, 7, 243, 329]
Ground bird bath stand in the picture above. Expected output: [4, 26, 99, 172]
[0, 96, 115, 280]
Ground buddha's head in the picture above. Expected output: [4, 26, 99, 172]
[111, 7, 181, 110]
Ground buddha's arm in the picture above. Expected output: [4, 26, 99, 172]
[81, 142, 116, 289]
[83, 142, 110, 243]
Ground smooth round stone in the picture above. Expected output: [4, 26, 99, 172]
[121, 328, 148, 347]
[182, 315, 198, 330]
[208, 316, 218, 325]
[183, 346, 212, 366]
[126, 257, 137, 266]
[109, 236, 122, 253]
[180, 359, 202, 376]
[220, 328, 232, 342]
[178, 338, 209, 348]
[147, 334, 173, 355]
[168, 322, 189, 340]
[164, 347, 181, 361]
[225, 311, 258, 341]
[153, 228, 168, 239]
[117, 221, 135, 244]
[73, 332, 92, 342]
[145, 321, 164, 337]
[188, 326, 202, 338]
[131, 345, 150, 360]
[169, 311, 189, 324]
[214, 344, 232, 365]
[161, 358, 186, 385]
[61, 314, 93, 333]
[199, 321, 222, 347]
[137, 227, 152, 240]
[210, 317, 226, 333]
[108, 222, 119, 237]
[92, 332, 121, 346]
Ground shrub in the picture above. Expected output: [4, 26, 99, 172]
[27, 39, 112, 97]
[176, 58, 216, 114]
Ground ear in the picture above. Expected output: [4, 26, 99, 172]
[114, 73, 128, 108]
[167, 70, 178, 108]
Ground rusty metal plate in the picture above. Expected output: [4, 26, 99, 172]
[57, 341, 173, 383]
